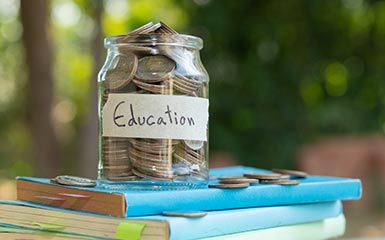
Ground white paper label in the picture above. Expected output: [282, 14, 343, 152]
[102, 94, 209, 141]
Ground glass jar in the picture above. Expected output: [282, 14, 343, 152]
[97, 33, 209, 188]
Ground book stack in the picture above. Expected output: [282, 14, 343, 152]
[0, 166, 361, 240]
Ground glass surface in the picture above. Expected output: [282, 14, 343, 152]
[97, 33, 209, 188]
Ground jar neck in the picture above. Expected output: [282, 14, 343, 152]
[104, 33, 203, 50]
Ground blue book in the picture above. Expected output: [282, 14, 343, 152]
[0, 200, 342, 240]
[201, 214, 346, 240]
[135, 201, 343, 240]
[16, 166, 361, 217]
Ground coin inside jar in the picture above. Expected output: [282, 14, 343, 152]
[103, 53, 138, 90]
[135, 55, 176, 81]
[184, 140, 204, 150]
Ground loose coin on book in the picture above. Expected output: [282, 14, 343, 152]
[219, 177, 259, 184]
[243, 172, 282, 180]
[52, 175, 96, 187]
[162, 210, 207, 218]
[208, 183, 249, 189]
[260, 179, 300, 185]
[272, 168, 308, 178]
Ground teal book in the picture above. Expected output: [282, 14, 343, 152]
[201, 214, 346, 240]
[16, 166, 361, 217]
[135, 201, 343, 240]
[0, 200, 342, 240]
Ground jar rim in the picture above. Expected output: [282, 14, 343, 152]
[104, 33, 203, 50]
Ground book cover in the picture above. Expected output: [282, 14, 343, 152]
[136, 201, 343, 240]
[0, 200, 342, 240]
[16, 166, 361, 217]
[201, 214, 346, 240]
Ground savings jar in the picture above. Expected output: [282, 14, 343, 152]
[97, 22, 209, 188]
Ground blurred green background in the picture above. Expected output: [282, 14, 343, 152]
[1, 0, 384, 176]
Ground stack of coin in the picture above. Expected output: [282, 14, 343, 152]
[174, 143, 205, 166]
[102, 137, 134, 181]
[100, 22, 208, 181]
[128, 138, 176, 180]
[166, 75, 203, 96]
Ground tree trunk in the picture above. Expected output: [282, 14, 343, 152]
[78, 1, 104, 178]
[20, 0, 59, 177]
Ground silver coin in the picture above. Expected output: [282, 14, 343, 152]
[208, 183, 250, 189]
[175, 74, 202, 87]
[107, 175, 138, 181]
[102, 149, 129, 154]
[155, 21, 179, 34]
[132, 168, 174, 180]
[129, 148, 171, 163]
[184, 140, 204, 150]
[103, 53, 138, 90]
[169, 80, 199, 95]
[123, 22, 155, 36]
[173, 152, 203, 165]
[272, 168, 308, 178]
[135, 55, 176, 81]
[103, 137, 128, 143]
[129, 138, 176, 148]
[260, 179, 300, 185]
[132, 79, 171, 94]
[162, 210, 207, 218]
[217, 175, 244, 180]
[133, 163, 172, 174]
[103, 165, 131, 170]
[243, 172, 282, 180]
[177, 144, 204, 157]
[175, 148, 204, 162]
[130, 143, 174, 155]
[219, 177, 259, 184]
[53, 175, 96, 187]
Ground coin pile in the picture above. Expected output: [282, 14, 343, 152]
[102, 137, 135, 181]
[128, 138, 176, 180]
[100, 22, 208, 181]
[209, 169, 308, 189]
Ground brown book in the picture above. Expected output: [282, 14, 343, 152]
[0, 201, 169, 240]
[17, 178, 126, 217]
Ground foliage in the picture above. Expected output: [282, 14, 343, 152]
[178, 0, 385, 168]
[1, 0, 385, 177]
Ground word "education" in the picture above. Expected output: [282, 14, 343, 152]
[113, 101, 196, 127]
